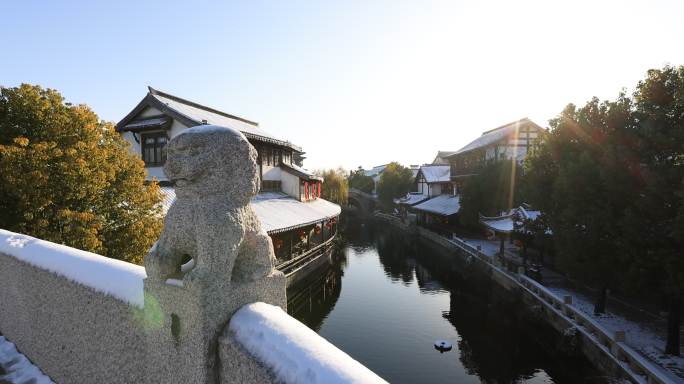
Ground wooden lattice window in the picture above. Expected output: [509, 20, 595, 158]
[261, 180, 281, 192]
[141, 132, 167, 166]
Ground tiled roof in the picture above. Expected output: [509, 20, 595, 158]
[418, 165, 450, 183]
[413, 194, 460, 216]
[160, 188, 340, 234]
[118, 87, 301, 151]
[394, 192, 429, 206]
[450, 118, 540, 156]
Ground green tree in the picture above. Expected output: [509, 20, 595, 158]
[525, 96, 638, 314]
[623, 66, 684, 355]
[459, 160, 524, 229]
[377, 162, 414, 206]
[0, 84, 163, 265]
[316, 167, 348, 205]
[348, 166, 374, 193]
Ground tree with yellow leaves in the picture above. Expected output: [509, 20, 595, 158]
[0, 84, 162, 264]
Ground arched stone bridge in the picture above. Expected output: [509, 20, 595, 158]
[347, 188, 378, 216]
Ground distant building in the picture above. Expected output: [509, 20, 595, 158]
[363, 164, 387, 195]
[414, 165, 452, 197]
[116, 87, 340, 278]
[446, 118, 544, 188]
[432, 151, 457, 165]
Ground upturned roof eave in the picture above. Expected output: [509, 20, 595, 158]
[116, 88, 303, 152]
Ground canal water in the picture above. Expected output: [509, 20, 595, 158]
[287, 220, 609, 383]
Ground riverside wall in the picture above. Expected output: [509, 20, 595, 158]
[374, 212, 677, 384]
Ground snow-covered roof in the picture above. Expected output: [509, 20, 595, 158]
[418, 165, 450, 183]
[117, 87, 301, 152]
[433, 151, 457, 164]
[281, 163, 323, 182]
[518, 206, 541, 221]
[252, 193, 341, 234]
[479, 205, 545, 234]
[160, 189, 340, 234]
[364, 164, 387, 177]
[413, 194, 460, 216]
[394, 192, 429, 206]
[121, 115, 171, 132]
[451, 118, 540, 156]
[479, 215, 515, 233]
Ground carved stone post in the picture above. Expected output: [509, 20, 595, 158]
[141, 126, 286, 384]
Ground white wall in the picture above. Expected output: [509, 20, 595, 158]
[281, 171, 300, 200]
[262, 165, 281, 181]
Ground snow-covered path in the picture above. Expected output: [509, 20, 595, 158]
[547, 286, 684, 379]
[0, 335, 53, 384]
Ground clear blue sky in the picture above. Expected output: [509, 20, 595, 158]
[3, 0, 684, 170]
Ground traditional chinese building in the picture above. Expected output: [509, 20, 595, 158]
[395, 164, 460, 228]
[116, 87, 340, 283]
[446, 118, 544, 190]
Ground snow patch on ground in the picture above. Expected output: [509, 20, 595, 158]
[230, 302, 388, 384]
[0, 335, 53, 384]
[0, 229, 146, 307]
[547, 286, 684, 379]
[454, 237, 505, 258]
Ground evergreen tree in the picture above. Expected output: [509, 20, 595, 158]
[0, 84, 163, 265]
[459, 160, 524, 229]
[377, 162, 414, 207]
[625, 66, 684, 355]
[348, 167, 374, 193]
[525, 96, 638, 314]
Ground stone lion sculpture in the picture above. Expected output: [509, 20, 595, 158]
[144, 125, 275, 285]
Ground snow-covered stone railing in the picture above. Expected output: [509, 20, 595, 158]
[226, 303, 388, 384]
[518, 275, 677, 384]
[0, 228, 149, 383]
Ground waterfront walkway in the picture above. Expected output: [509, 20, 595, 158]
[455, 235, 684, 381]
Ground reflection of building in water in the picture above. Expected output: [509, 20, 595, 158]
[287, 251, 344, 332]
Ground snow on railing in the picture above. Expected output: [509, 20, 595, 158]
[518, 275, 677, 384]
[230, 302, 388, 384]
[0, 229, 146, 307]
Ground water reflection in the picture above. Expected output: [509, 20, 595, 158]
[287, 252, 345, 332]
[288, 221, 608, 383]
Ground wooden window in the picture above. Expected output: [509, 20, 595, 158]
[141, 132, 167, 166]
[261, 180, 281, 192]
[274, 149, 281, 166]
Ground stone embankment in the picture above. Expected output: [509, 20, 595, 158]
[374, 212, 679, 384]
